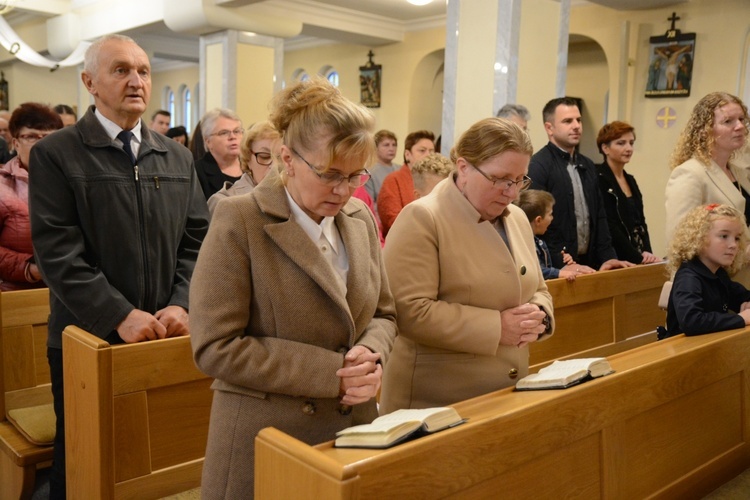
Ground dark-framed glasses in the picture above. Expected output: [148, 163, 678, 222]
[291, 147, 371, 188]
[249, 150, 274, 166]
[212, 128, 244, 139]
[469, 163, 531, 191]
[17, 132, 54, 145]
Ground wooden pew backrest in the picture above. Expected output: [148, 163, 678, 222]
[0, 288, 53, 500]
[256, 327, 750, 499]
[63, 325, 213, 500]
[530, 262, 667, 369]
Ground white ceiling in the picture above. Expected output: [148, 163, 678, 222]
[277, 0, 688, 19]
[304, 0, 446, 20]
[585, 0, 687, 10]
[1, 0, 691, 70]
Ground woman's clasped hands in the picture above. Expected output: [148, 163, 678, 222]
[500, 303, 548, 348]
[336, 345, 382, 406]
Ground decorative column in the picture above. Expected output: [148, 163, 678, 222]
[199, 30, 283, 122]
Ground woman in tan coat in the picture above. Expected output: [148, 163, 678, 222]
[665, 92, 750, 285]
[190, 78, 397, 498]
[665, 92, 750, 242]
[379, 117, 554, 414]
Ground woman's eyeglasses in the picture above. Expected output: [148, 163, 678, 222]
[17, 132, 54, 145]
[211, 128, 243, 139]
[469, 163, 531, 191]
[249, 151, 274, 166]
[291, 148, 371, 188]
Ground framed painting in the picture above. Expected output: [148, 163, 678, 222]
[645, 14, 695, 98]
[359, 51, 381, 108]
[0, 72, 8, 111]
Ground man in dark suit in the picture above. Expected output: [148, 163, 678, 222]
[29, 34, 208, 499]
[528, 97, 632, 271]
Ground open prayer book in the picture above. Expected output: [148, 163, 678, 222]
[515, 357, 614, 390]
[334, 407, 465, 449]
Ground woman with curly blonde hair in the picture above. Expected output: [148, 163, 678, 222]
[665, 204, 750, 337]
[665, 92, 750, 244]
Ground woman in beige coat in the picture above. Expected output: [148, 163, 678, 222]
[190, 78, 397, 498]
[379, 117, 554, 414]
[665, 92, 750, 284]
[665, 92, 750, 242]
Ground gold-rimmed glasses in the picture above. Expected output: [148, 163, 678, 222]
[291, 147, 371, 188]
[469, 163, 531, 191]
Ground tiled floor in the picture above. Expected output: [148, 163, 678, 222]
[703, 468, 750, 499]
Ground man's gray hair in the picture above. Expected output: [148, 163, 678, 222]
[496, 103, 531, 122]
[83, 34, 139, 76]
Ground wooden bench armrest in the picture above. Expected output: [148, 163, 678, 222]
[63, 325, 111, 349]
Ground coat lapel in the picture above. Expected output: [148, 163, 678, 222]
[255, 173, 354, 320]
[705, 160, 742, 208]
[337, 203, 369, 343]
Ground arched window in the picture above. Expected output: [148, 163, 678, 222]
[291, 68, 310, 82]
[168, 90, 175, 124]
[320, 65, 339, 87]
[179, 84, 192, 131]
[161, 86, 174, 124]
[192, 83, 200, 131]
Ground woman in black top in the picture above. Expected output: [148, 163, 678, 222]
[596, 121, 661, 265]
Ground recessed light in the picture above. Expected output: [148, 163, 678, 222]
[408, 0, 434, 5]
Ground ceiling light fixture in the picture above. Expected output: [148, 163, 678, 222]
[407, 0, 434, 6]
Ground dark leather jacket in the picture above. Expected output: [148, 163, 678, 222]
[596, 162, 652, 264]
[29, 106, 209, 348]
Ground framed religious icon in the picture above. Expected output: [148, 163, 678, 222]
[0, 72, 8, 111]
[359, 50, 381, 108]
[645, 12, 696, 98]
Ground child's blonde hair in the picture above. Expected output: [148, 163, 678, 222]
[411, 153, 454, 191]
[667, 204, 748, 276]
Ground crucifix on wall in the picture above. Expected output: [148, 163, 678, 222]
[645, 11, 696, 98]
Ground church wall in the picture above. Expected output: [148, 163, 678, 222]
[1, 0, 749, 259]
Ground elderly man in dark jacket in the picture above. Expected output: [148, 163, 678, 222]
[28, 34, 208, 499]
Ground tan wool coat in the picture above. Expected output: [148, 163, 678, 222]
[665, 157, 750, 242]
[189, 171, 397, 498]
[665, 157, 750, 286]
[379, 176, 554, 414]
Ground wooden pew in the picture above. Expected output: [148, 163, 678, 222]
[530, 262, 667, 369]
[256, 327, 750, 499]
[62, 325, 212, 499]
[0, 288, 52, 500]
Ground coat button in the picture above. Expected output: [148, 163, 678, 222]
[302, 401, 316, 415]
[339, 404, 352, 415]
[520, 265, 526, 275]
[508, 368, 519, 379]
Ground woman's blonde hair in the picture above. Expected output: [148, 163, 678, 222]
[666, 204, 748, 276]
[670, 92, 749, 170]
[269, 76, 375, 173]
[240, 121, 280, 173]
[450, 117, 533, 166]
